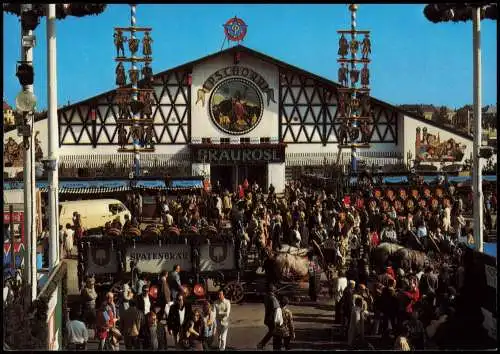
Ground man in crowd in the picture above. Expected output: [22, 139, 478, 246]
[66, 308, 89, 350]
[168, 264, 184, 302]
[167, 293, 190, 347]
[257, 283, 280, 350]
[214, 289, 231, 351]
[120, 299, 143, 350]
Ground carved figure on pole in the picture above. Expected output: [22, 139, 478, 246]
[118, 125, 128, 148]
[361, 34, 371, 59]
[141, 62, 153, 87]
[142, 92, 154, 119]
[128, 36, 140, 55]
[338, 121, 349, 145]
[131, 125, 144, 147]
[338, 63, 349, 87]
[349, 68, 360, 86]
[142, 31, 153, 57]
[116, 62, 126, 86]
[360, 121, 370, 144]
[350, 38, 359, 56]
[349, 122, 360, 141]
[114, 29, 127, 57]
[350, 97, 360, 117]
[360, 64, 370, 87]
[129, 68, 139, 85]
[338, 33, 349, 57]
[360, 94, 371, 117]
[144, 124, 154, 148]
[118, 93, 130, 119]
[338, 92, 347, 117]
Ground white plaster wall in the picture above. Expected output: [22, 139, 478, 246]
[403, 115, 473, 167]
[191, 53, 279, 140]
[268, 163, 285, 194]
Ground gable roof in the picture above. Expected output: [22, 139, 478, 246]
[27, 44, 473, 141]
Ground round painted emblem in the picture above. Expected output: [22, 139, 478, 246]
[224, 17, 248, 42]
[209, 77, 264, 135]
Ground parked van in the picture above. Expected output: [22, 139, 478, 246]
[59, 199, 131, 230]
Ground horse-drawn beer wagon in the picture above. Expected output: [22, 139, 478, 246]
[77, 222, 242, 305]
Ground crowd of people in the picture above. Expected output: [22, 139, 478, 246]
[66, 174, 495, 350]
[69, 264, 232, 351]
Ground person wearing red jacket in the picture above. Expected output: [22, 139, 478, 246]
[385, 264, 396, 281]
[400, 277, 420, 324]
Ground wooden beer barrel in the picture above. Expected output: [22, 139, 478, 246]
[106, 227, 121, 237]
[165, 226, 180, 238]
[124, 226, 141, 238]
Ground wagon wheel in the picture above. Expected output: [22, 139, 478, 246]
[224, 281, 244, 304]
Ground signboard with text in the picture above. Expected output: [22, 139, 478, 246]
[125, 244, 192, 273]
[191, 144, 286, 165]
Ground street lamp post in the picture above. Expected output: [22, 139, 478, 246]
[472, 7, 483, 252]
[17, 3, 38, 303]
[46, 3, 60, 270]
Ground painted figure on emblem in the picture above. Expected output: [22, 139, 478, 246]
[142, 31, 153, 57]
[116, 62, 126, 86]
[128, 36, 140, 55]
[114, 29, 127, 57]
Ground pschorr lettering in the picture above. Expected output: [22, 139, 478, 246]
[130, 251, 189, 261]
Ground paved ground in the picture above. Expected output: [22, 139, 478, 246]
[82, 299, 346, 351]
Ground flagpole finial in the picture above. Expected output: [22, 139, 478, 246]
[349, 4, 358, 12]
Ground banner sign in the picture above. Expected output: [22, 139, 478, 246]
[125, 244, 192, 273]
[192, 146, 285, 164]
[199, 243, 235, 271]
[86, 245, 119, 275]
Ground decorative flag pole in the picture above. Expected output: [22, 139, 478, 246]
[114, 4, 155, 178]
[336, 4, 372, 171]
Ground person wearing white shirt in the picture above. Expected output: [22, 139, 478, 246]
[335, 271, 348, 304]
[66, 308, 89, 350]
[214, 289, 231, 351]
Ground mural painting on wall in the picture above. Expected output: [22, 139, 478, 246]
[415, 127, 466, 162]
[209, 77, 264, 135]
[4, 133, 43, 167]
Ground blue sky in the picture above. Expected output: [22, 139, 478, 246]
[3, 4, 497, 111]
